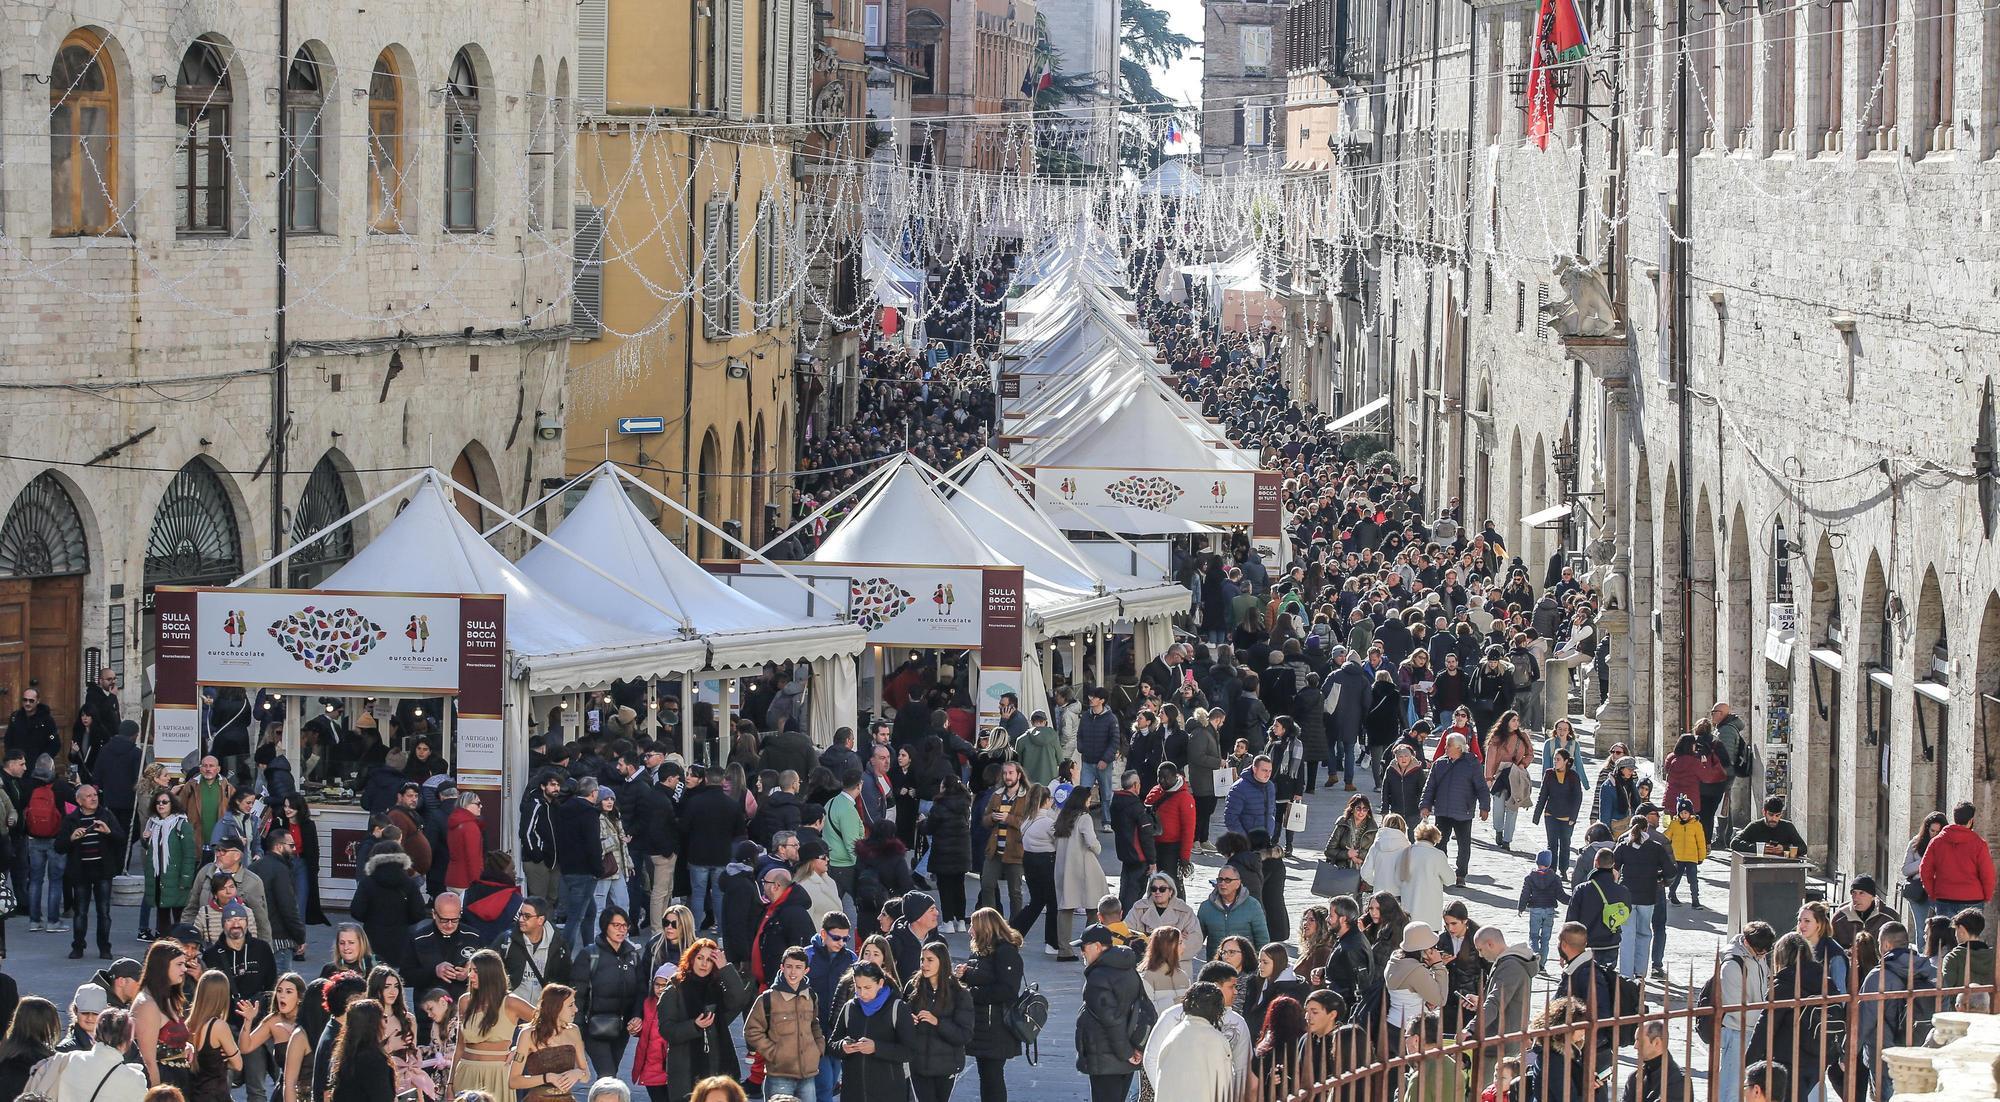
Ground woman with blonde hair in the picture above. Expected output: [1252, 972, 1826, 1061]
[451, 949, 536, 1099]
[645, 904, 697, 978]
[1139, 925, 1191, 1011]
[321, 923, 377, 979]
[506, 984, 586, 1101]
[184, 971, 243, 1102]
[958, 908, 1023, 1102]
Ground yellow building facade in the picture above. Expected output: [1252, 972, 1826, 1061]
[569, 0, 818, 555]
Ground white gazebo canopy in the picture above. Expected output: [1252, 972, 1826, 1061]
[319, 478, 709, 693]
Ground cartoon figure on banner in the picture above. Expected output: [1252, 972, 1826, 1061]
[222, 609, 247, 648]
[404, 614, 431, 653]
[1211, 480, 1228, 503]
[1059, 477, 1077, 500]
[932, 583, 957, 615]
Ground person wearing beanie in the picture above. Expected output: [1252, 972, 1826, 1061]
[890, 891, 941, 980]
[1664, 797, 1710, 909]
[1517, 850, 1568, 968]
[1832, 874, 1899, 947]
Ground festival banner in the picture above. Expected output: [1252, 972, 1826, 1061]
[724, 562, 991, 648]
[1253, 470, 1284, 538]
[976, 567, 1025, 728]
[1030, 466, 1260, 525]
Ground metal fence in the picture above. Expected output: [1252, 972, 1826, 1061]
[1250, 951, 1999, 1102]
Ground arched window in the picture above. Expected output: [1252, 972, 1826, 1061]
[174, 37, 232, 233]
[367, 52, 405, 232]
[444, 49, 480, 231]
[283, 48, 324, 233]
[49, 30, 119, 237]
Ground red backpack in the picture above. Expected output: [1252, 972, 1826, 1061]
[24, 785, 60, 838]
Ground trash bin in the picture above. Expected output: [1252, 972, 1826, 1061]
[1729, 857, 1810, 932]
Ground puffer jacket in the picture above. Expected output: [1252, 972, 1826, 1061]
[573, 935, 649, 1023]
[1664, 817, 1709, 864]
[962, 941, 1023, 1060]
[904, 979, 975, 1077]
[1197, 890, 1270, 956]
[348, 851, 426, 970]
[926, 788, 974, 876]
[1921, 823, 1998, 903]
[743, 979, 826, 1080]
[1145, 780, 1196, 864]
[1076, 706, 1121, 766]
[1186, 724, 1225, 800]
[1224, 774, 1276, 842]
[1075, 945, 1156, 1076]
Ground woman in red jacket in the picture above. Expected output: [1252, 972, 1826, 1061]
[445, 791, 487, 892]
[1145, 762, 1198, 872]
[1660, 732, 1725, 815]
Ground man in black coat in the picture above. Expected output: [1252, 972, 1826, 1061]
[750, 870, 818, 987]
[251, 828, 309, 959]
[551, 781, 603, 954]
[718, 840, 765, 964]
[817, 728, 862, 783]
[1324, 653, 1371, 790]
[679, 767, 747, 933]
[93, 721, 143, 842]
[1075, 925, 1156, 1102]
[3, 692, 57, 766]
[410, 892, 485, 999]
[81, 668, 121, 760]
[1109, 773, 1157, 911]
[633, 764, 682, 936]
[1322, 895, 1374, 1004]
[759, 728, 819, 781]
[888, 890, 943, 981]
[1566, 849, 1632, 956]
[56, 783, 126, 959]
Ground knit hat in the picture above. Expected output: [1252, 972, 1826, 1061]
[1851, 875, 1880, 896]
[900, 891, 937, 922]
[1676, 796, 1695, 815]
[1535, 850, 1553, 868]
[222, 901, 252, 925]
[798, 839, 830, 863]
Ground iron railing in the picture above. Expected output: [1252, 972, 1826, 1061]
[1250, 950, 2000, 1102]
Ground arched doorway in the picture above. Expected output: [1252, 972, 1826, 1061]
[288, 453, 357, 588]
[1910, 567, 1949, 832]
[1858, 553, 1891, 885]
[1628, 449, 1656, 746]
[1658, 471, 1686, 750]
[1690, 488, 1718, 727]
[449, 446, 487, 529]
[696, 431, 721, 560]
[750, 417, 768, 547]
[144, 458, 245, 672]
[1804, 532, 1846, 875]
[0, 472, 90, 731]
[1972, 592, 2000, 910]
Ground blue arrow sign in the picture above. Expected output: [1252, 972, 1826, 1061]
[617, 416, 666, 435]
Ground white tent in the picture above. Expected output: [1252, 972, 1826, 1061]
[521, 470, 865, 672]
[319, 478, 709, 692]
[812, 465, 1009, 568]
[1013, 379, 1259, 471]
[864, 236, 923, 308]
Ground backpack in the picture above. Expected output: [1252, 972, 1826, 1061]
[24, 786, 60, 839]
[1352, 979, 1388, 1036]
[1591, 882, 1631, 932]
[1005, 982, 1050, 1065]
[1609, 970, 1646, 1046]
[1694, 958, 1740, 1047]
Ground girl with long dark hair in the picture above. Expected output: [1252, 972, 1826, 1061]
[134, 939, 191, 1088]
[328, 1001, 392, 1102]
[905, 942, 974, 1102]
[506, 984, 584, 1102]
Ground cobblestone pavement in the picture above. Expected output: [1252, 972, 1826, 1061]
[3, 725, 1747, 1099]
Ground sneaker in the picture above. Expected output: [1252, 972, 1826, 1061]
[1100, 823, 1113, 833]
[137, 929, 154, 942]
[1453, 874, 1466, 888]
[27, 921, 42, 933]
[1043, 945, 1061, 957]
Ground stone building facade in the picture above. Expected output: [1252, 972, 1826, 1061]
[0, 0, 577, 727]
[1289, 0, 2000, 898]
[1201, 0, 1287, 176]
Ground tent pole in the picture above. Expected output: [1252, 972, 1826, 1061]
[981, 449, 1174, 577]
[679, 673, 695, 761]
[609, 465, 842, 604]
[904, 453, 1102, 584]
[752, 454, 903, 556]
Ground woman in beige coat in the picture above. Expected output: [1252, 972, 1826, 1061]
[1053, 789, 1107, 941]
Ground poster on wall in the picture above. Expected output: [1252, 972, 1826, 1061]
[151, 587, 505, 772]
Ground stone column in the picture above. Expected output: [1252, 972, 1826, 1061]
[1592, 381, 1636, 750]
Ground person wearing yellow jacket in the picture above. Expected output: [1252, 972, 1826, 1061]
[1664, 797, 1710, 909]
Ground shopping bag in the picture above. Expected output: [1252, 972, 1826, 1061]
[1287, 800, 1309, 833]
[1311, 863, 1361, 899]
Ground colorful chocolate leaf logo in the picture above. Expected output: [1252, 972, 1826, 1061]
[1105, 475, 1184, 510]
[850, 578, 917, 632]
[266, 605, 390, 673]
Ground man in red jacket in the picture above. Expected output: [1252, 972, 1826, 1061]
[1146, 763, 1197, 894]
[1921, 801, 1997, 915]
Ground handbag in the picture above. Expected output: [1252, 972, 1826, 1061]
[585, 1013, 627, 1043]
[1311, 862, 1361, 899]
[1902, 873, 1929, 906]
[1286, 800, 1309, 833]
[0, 870, 17, 917]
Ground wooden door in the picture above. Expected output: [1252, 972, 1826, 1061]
[0, 580, 27, 717]
[29, 576, 82, 732]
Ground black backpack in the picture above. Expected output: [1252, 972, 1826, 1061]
[1006, 982, 1050, 1065]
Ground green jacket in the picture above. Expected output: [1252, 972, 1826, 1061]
[1016, 726, 1063, 786]
[1713, 713, 1747, 761]
[1403, 1053, 1467, 1102]
[1346, 622, 1375, 655]
[1943, 939, 1995, 993]
[143, 815, 199, 906]
[825, 791, 863, 868]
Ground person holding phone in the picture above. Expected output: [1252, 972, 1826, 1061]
[828, 962, 915, 1102]
[656, 940, 753, 1102]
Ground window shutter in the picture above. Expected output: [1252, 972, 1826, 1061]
[729, 0, 746, 117]
[791, 0, 813, 125]
[726, 201, 744, 330]
[703, 198, 728, 338]
[571, 205, 605, 337]
[577, 0, 609, 113]
[770, 0, 792, 121]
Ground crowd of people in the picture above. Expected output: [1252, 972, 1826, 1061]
[1, 270, 1998, 1102]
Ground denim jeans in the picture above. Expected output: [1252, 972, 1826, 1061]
[560, 873, 598, 954]
[1079, 760, 1116, 827]
[592, 876, 630, 933]
[1618, 903, 1656, 977]
[1544, 819, 1576, 872]
[72, 878, 112, 951]
[1717, 1025, 1745, 1102]
[815, 1055, 839, 1102]
[1492, 800, 1520, 847]
[26, 839, 64, 923]
[766, 1075, 817, 1102]
[690, 864, 725, 931]
[1527, 907, 1555, 962]
[1650, 889, 1669, 970]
